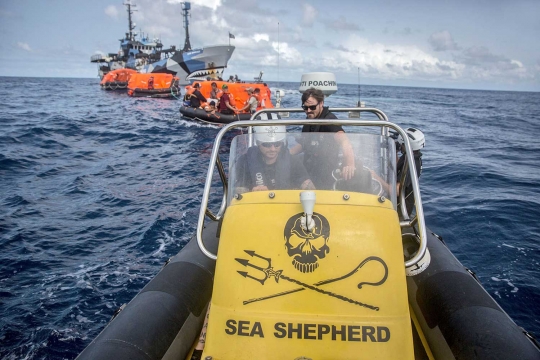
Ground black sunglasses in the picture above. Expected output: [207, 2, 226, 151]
[302, 103, 319, 111]
[258, 141, 283, 148]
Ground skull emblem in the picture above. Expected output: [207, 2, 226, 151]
[284, 212, 330, 273]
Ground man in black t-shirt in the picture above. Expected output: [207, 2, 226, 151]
[289, 87, 356, 189]
[189, 83, 207, 108]
[235, 126, 315, 193]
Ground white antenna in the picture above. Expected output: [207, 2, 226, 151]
[277, 21, 280, 88]
[357, 66, 361, 106]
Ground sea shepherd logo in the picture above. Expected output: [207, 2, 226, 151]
[234, 211, 389, 310]
[284, 212, 330, 273]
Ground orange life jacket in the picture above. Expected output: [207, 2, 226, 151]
[253, 93, 262, 107]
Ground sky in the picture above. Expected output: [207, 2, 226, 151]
[1, 0, 539, 91]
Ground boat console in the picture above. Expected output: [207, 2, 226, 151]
[197, 108, 425, 359]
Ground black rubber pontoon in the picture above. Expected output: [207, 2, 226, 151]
[180, 106, 252, 124]
[101, 81, 129, 90]
[130, 88, 181, 98]
[76, 222, 219, 360]
[179, 106, 283, 125]
[407, 228, 540, 359]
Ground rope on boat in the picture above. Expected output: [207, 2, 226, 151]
[170, 85, 181, 100]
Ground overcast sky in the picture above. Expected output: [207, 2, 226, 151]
[1, 0, 539, 91]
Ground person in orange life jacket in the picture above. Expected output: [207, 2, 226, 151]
[209, 82, 223, 101]
[289, 87, 356, 189]
[234, 126, 315, 194]
[189, 83, 207, 108]
[237, 88, 260, 114]
[217, 84, 237, 115]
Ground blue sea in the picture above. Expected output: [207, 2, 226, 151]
[1, 77, 539, 359]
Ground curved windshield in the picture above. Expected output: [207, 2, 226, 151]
[228, 132, 397, 206]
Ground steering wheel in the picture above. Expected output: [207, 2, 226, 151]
[332, 166, 383, 197]
[366, 166, 384, 197]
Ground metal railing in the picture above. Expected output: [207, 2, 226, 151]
[196, 107, 426, 269]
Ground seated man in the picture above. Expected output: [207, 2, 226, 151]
[204, 100, 217, 114]
[188, 83, 207, 108]
[234, 126, 315, 193]
[217, 84, 236, 115]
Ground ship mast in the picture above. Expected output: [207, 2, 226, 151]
[124, 1, 137, 41]
[181, 2, 192, 51]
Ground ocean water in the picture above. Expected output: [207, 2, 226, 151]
[1, 77, 539, 359]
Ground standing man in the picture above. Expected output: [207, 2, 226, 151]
[237, 88, 260, 115]
[289, 87, 356, 189]
[218, 84, 236, 115]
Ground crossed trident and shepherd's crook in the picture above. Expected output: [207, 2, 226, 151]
[236, 250, 388, 311]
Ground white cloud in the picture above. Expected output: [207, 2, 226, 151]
[104, 5, 119, 19]
[455, 47, 532, 81]
[167, 0, 222, 11]
[17, 42, 32, 52]
[511, 60, 523, 68]
[429, 30, 460, 52]
[302, 3, 317, 27]
[271, 42, 303, 67]
[253, 33, 269, 42]
[321, 35, 464, 81]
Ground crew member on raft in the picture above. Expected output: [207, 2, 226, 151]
[188, 83, 207, 108]
[237, 88, 260, 115]
[289, 87, 356, 189]
[234, 126, 315, 193]
[209, 82, 223, 102]
[204, 100, 217, 115]
[218, 84, 237, 115]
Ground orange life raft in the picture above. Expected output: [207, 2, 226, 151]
[127, 73, 181, 98]
[100, 69, 138, 90]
